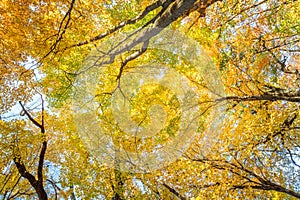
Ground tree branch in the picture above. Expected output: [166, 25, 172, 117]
[192, 157, 300, 199]
[163, 183, 186, 200]
[19, 101, 43, 130]
[41, 0, 76, 60]
[216, 92, 300, 103]
[64, 0, 173, 50]
[16, 99, 48, 200]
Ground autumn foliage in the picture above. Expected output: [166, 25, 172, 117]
[0, 0, 299, 199]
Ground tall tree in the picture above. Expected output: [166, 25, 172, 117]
[1, 0, 299, 199]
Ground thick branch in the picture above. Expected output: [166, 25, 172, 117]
[216, 92, 300, 103]
[37, 98, 46, 183]
[37, 141, 47, 184]
[13, 158, 37, 188]
[13, 157, 47, 199]
[109, 0, 199, 59]
[74, 0, 220, 79]
[65, 0, 172, 50]
[66, 0, 218, 54]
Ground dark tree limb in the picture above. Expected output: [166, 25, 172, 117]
[64, 0, 219, 57]
[15, 99, 48, 200]
[64, 0, 170, 50]
[215, 92, 300, 103]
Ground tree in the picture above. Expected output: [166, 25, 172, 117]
[0, 0, 299, 199]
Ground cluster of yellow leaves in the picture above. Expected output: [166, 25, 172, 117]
[1, 0, 300, 199]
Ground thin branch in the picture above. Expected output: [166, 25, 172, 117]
[5, 176, 21, 200]
[163, 183, 186, 200]
[42, 0, 76, 59]
[46, 179, 61, 200]
[18, 101, 43, 130]
[287, 149, 300, 168]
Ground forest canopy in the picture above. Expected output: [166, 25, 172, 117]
[0, 0, 300, 199]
